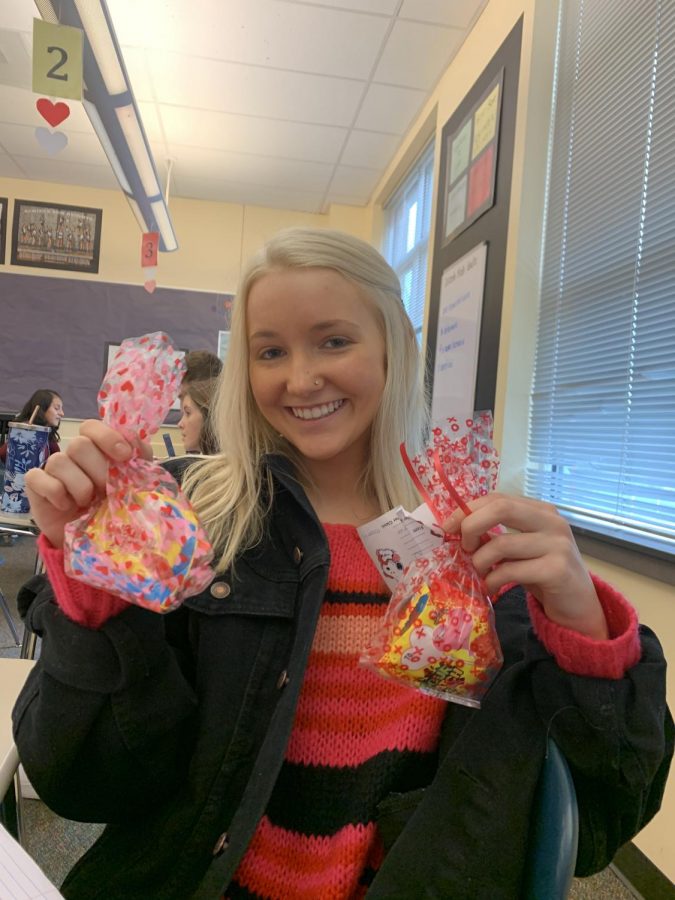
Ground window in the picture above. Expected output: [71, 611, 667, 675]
[526, 0, 675, 561]
[382, 142, 434, 341]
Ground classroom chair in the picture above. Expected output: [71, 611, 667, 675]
[524, 738, 579, 899]
[0, 588, 21, 645]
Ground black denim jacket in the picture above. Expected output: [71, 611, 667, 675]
[12, 456, 674, 899]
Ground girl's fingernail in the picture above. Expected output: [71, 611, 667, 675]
[113, 441, 130, 458]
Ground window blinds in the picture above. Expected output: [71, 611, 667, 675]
[526, 0, 675, 554]
[383, 142, 434, 338]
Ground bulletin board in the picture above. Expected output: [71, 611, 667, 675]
[426, 17, 522, 418]
[0, 272, 233, 421]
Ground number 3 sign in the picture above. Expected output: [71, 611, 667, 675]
[32, 18, 83, 101]
[141, 232, 159, 268]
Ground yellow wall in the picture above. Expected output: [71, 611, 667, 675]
[368, 0, 674, 880]
[0, 176, 370, 294]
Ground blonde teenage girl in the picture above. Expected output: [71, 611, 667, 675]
[15, 228, 672, 900]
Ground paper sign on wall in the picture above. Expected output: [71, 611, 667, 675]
[431, 242, 488, 422]
[32, 19, 83, 100]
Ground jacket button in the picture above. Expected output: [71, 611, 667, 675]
[276, 670, 290, 689]
[210, 582, 231, 599]
[212, 832, 229, 856]
[293, 546, 303, 565]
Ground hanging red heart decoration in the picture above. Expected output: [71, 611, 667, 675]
[36, 98, 71, 127]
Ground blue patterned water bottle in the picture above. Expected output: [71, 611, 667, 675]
[1, 422, 51, 514]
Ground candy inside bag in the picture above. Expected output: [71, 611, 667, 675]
[361, 542, 503, 707]
[64, 332, 214, 613]
[360, 413, 503, 707]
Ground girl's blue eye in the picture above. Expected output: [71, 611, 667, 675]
[324, 337, 349, 349]
[259, 348, 282, 360]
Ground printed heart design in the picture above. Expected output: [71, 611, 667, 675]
[35, 127, 68, 156]
[144, 279, 157, 294]
[36, 98, 70, 127]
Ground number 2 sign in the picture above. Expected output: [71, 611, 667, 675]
[32, 18, 83, 101]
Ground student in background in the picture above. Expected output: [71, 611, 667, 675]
[16, 228, 673, 899]
[178, 378, 218, 455]
[181, 349, 222, 390]
[0, 388, 63, 463]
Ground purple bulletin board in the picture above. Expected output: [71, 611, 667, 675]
[0, 273, 233, 421]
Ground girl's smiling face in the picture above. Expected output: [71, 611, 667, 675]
[44, 395, 64, 427]
[178, 392, 205, 453]
[247, 267, 386, 477]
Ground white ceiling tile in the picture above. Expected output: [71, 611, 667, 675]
[355, 83, 425, 134]
[0, 0, 482, 213]
[0, 85, 94, 133]
[146, 52, 365, 128]
[0, 28, 32, 90]
[136, 102, 165, 142]
[117, 46, 155, 103]
[159, 105, 346, 164]
[110, 0, 389, 80]
[290, 0, 398, 13]
[329, 164, 380, 197]
[172, 172, 324, 212]
[325, 193, 369, 207]
[148, 145, 172, 186]
[0, 122, 108, 166]
[0, 151, 26, 178]
[12, 155, 119, 190]
[0, 0, 37, 31]
[374, 20, 463, 90]
[340, 129, 400, 169]
[166, 144, 334, 193]
[400, 0, 486, 28]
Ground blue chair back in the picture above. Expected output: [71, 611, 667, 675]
[523, 738, 579, 899]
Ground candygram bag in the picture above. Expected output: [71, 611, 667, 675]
[361, 413, 503, 708]
[64, 332, 214, 612]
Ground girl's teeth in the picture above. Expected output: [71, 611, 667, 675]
[292, 399, 343, 420]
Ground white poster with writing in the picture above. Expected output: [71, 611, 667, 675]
[431, 242, 487, 422]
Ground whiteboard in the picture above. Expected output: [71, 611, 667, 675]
[431, 242, 487, 421]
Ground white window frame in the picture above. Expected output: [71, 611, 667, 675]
[382, 142, 435, 342]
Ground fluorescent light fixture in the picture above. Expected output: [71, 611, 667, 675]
[150, 199, 178, 252]
[83, 98, 132, 193]
[127, 197, 147, 232]
[115, 105, 161, 196]
[74, 0, 126, 94]
[34, 0, 178, 252]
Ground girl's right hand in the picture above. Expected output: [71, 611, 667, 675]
[24, 420, 134, 548]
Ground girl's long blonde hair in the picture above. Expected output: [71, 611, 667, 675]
[183, 227, 428, 572]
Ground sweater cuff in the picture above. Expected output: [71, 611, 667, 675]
[526, 574, 641, 679]
[37, 534, 129, 629]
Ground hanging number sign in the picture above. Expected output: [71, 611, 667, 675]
[32, 18, 83, 100]
[141, 232, 159, 268]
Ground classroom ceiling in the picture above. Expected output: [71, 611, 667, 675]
[0, 0, 486, 213]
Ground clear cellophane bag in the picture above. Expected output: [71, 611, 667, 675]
[361, 413, 503, 707]
[64, 332, 213, 613]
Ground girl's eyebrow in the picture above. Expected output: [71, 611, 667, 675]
[249, 320, 361, 342]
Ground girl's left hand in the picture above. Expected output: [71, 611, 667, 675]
[444, 493, 609, 640]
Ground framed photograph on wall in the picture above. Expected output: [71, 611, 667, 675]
[0, 197, 8, 264]
[11, 199, 102, 273]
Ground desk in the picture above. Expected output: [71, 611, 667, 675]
[0, 511, 39, 540]
[0, 658, 35, 840]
